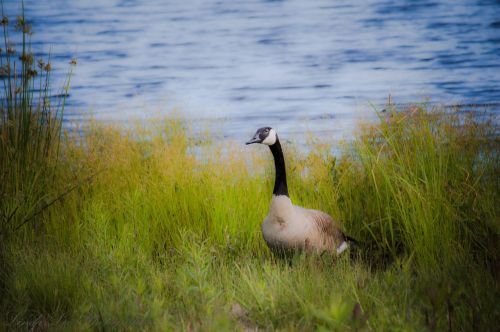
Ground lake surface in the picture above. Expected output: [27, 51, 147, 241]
[4, 0, 500, 141]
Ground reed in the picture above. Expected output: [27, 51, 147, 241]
[0, 5, 74, 239]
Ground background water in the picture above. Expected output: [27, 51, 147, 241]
[4, 0, 500, 141]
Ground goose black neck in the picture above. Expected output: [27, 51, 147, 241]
[269, 138, 289, 197]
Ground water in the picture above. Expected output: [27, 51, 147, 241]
[4, 0, 500, 142]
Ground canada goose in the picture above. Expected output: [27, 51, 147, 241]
[246, 127, 354, 257]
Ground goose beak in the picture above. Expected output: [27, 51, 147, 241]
[246, 137, 261, 145]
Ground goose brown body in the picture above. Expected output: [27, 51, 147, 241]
[262, 195, 346, 255]
[246, 127, 351, 256]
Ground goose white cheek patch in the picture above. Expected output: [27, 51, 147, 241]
[262, 129, 277, 145]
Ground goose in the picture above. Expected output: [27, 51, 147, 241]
[246, 127, 355, 257]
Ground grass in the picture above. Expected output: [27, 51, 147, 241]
[0, 5, 74, 239]
[0, 5, 499, 331]
[0, 107, 498, 330]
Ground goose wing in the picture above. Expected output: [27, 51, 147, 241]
[307, 209, 345, 248]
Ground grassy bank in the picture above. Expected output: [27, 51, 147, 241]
[1, 106, 499, 330]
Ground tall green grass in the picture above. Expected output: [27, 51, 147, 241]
[1, 105, 498, 330]
[334, 107, 499, 270]
[0, 6, 74, 239]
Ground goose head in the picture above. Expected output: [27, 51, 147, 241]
[246, 127, 277, 146]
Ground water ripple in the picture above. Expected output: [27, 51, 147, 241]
[2, 0, 498, 141]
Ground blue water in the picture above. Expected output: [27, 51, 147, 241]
[4, 0, 500, 141]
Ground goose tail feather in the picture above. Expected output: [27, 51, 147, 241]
[344, 235, 360, 248]
[336, 235, 361, 255]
